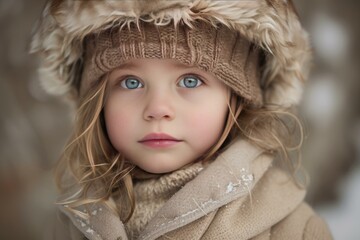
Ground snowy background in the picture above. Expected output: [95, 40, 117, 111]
[0, 0, 359, 239]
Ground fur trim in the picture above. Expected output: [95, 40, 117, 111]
[31, 0, 311, 106]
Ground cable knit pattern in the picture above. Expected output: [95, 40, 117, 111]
[125, 162, 204, 239]
[81, 21, 262, 106]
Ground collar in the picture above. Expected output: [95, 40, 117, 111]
[126, 162, 204, 238]
[139, 139, 270, 239]
[58, 139, 273, 240]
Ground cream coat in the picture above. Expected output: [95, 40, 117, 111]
[51, 140, 333, 240]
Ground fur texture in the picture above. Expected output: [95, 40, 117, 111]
[31, 0, 311, 106]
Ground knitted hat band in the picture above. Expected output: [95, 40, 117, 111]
[81, 21, 263, 105]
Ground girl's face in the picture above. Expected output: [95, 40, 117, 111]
[104, 59, 229, 173]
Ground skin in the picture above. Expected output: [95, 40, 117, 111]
[104, 59, 229, 174]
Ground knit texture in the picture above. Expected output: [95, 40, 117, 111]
[31, 0, 312, 106]
[81, 20, 262, 105]
[125, 162, 204, 239]
[54, 139, 333, 240]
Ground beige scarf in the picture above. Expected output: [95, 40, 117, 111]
[125, 162, 204, 238]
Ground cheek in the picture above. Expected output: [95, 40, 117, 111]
[183, 85, 229, 140]
[104, 106, 135, 149]
[186, 101, 228, 147]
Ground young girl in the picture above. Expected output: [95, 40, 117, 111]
[31, 0, 333, 239]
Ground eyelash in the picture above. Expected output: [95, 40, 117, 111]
[119, 75, 143, 89]
[117, 74, 205, 89]
[178, 74, 204, 88]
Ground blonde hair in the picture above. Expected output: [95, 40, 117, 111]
[55, 75, 304, 221]
[55, 76, 135, 221]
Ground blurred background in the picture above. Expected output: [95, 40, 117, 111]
[0, 0, 359, 239]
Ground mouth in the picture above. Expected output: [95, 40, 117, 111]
[138, 133, 182, 148]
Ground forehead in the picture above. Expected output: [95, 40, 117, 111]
[110, 58, 211, 78]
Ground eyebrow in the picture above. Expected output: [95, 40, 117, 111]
[116, 62, 138, 70]
[116, 60, 195, 70]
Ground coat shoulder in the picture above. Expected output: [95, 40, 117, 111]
[302, 208, 334, 240]
[270, 203, 333, 240]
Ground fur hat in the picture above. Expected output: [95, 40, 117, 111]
[81, 20, 263, 105]
[30, 0, 311, 106]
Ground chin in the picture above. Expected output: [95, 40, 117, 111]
[141, 166, 176, 174]
[139, 161, 185, 174]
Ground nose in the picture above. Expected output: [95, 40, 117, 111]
[143, 91, 175, 121]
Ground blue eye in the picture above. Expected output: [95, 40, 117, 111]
[120, 77, 143, 89]
[178, 75, 203, 88]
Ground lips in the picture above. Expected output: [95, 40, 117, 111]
[138, 133, 182, 148]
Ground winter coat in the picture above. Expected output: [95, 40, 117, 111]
[49, 139, 333, 240]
